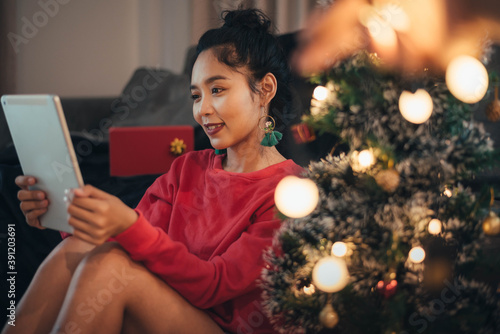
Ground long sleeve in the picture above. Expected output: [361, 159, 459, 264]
[113, 202, 280, 309]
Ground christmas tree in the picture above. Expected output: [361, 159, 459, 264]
[261, 51, 500, 333]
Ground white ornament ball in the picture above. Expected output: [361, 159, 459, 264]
[446, 55, 489, 104]
[312, 256, 349, 293]
[399, 89, 433, 124]
[275, 176, 319, 218]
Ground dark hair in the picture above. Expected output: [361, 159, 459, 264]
[195, 8, 291, 129]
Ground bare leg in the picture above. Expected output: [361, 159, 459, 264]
[52, 242, 224, 334]
[1, 237, 95, 334]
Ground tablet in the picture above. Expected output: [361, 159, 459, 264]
[1, 94, 83, 233]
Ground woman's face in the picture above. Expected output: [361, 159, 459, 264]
[190, 49, 263, 151]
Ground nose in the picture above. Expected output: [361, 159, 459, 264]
[198, 95, 214, 117]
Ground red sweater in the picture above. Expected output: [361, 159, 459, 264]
[112, 149, 303, 333]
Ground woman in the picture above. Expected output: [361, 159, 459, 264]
[3, 8, 303, 334]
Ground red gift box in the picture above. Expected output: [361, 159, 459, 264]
[109, 126, 194, 176]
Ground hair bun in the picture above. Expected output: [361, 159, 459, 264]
[222, 9, 271, 33]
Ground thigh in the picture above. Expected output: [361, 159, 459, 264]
[70, 243, 225, 334]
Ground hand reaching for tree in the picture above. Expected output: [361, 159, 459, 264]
[293, 0, 500, 74]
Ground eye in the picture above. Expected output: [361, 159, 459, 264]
[212, 87, 223, 94]
[191, 93, 200, 101]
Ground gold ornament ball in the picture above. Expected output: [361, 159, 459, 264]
[482, 212, 500, 236]
[319, 304, 339, 329]
[375, 169, 400, 193]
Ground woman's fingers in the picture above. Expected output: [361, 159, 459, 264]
[18, 189, 47, 202]
[20, 198, 49, 213]
[67, 201, 98, 225]
[15, 175, 36, 190]
[24, 208, 47, 229]
[68, 216, 107, 245]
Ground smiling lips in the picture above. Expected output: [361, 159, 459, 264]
[204, 123, 225, 135]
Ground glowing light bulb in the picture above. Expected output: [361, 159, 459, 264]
[443, 188, 452, 197]
[428, 219, 442, 235]
[313, 86, 329, 101]
[409, 246, 426, 263]
[331, 242, 348, 257]
[303, 284, 316, 295]
[312, 256, 349, 293]
[446, 55, 489, 104]
[399, 89, 433, 124]
[275, 176, 319, 218]
[358, 150, 375, 168]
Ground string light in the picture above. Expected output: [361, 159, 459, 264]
[409, 246, 426, 263]
[313, 86, 329, 101]
[428, 219, 442, 235]
[398, 89, 433, 124]
[312, 256, 349, 293]
[443, 188, 452, 197]
[331, 242, 348, 257]
[275, 176, 319, 218]
[358, 150, 375, 168]
[303, 284, 316, 295]
[446, 55, 489, 104]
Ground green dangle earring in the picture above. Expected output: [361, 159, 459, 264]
[260, 115, 282, 147]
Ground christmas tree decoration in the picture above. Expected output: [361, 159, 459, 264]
[482, 211, 500, 236]
[485, 85, 500, 122]
[351, 149, 376, 172]
[303, 284, 316, 295]
[290, 123, 316, 144]
[319, 304, 339, 328]
[357, 149, 375, 168]
[374, 168, 400, 193]
[312, 256, 349, 293]
[408, 246, 426, 263]
[427, 218, 442, 235]
[445, 55, 489, 103]
[274, 176, 319, 218]
[331, 241, 348, 257]
[398, 89, 433, 124]
[262, 50, 498, 333]
[376, 279, 398, 299]
[313, 85, 329, 101]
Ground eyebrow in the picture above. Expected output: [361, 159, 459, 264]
[190, 75, 228, 90]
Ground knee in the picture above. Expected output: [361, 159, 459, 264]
[75, 242, 138, 288]
[37, 237, 95, 278]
